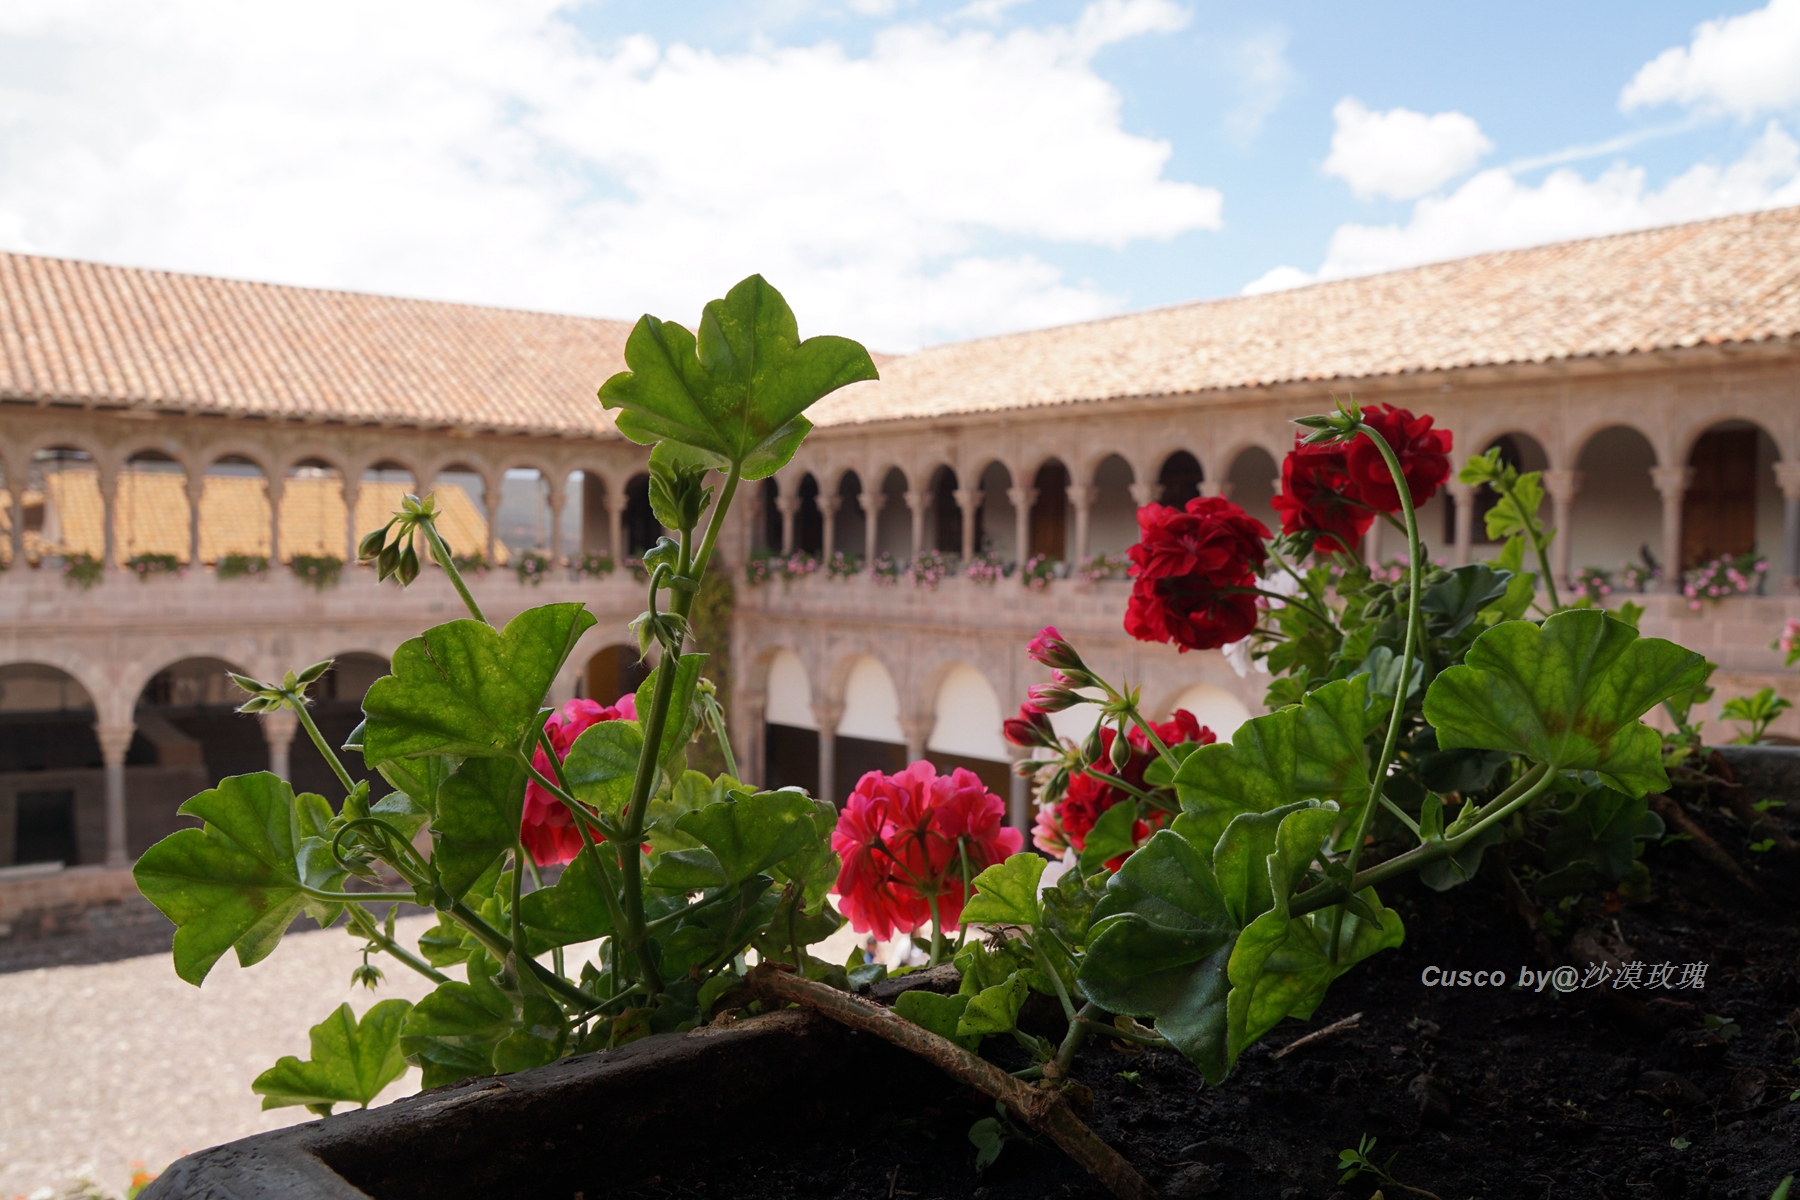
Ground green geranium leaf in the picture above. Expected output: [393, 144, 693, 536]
[634, 654, 708, 770]
[1174, 676, 1374, 850]
[433, 757, 528, 899]
[1545, 788, 1664, 882]
[1078, 829, 1238, 1083]
[518, 845, 614, 947]
[492, 995, 568, 1075]
[769, 796, 841, 912]
[1417, 822, 1505, 891]
[133, 773, 311, 986]
[1421, 564, 1512, 639]
[674, 790, 817, 885]
[961, 853, 1046, 927]
[418, 913, 474, 967]
[361, 605, 597, 765]
[1041, 867, 1108, 950]
[369, 791, 432, 842]
[646, 848, 728, 890]
[253, 1000, 413, 1114]
[647, 771, 736, 853]
[596, 274, 879, 480]
[563, 719, 645, 818]
[660, 924, 724, 975]
[893, 989, 981, 1052]
[1078, 800, 1142, 875]
[955, 939, 1029, 995]
[958, 971, 1030, 1037]
[376, 755, 456, 819]
[1212, 801, 1333, 928]
[1423, 610, 1710, 795]
[399, 972, 513, 1089]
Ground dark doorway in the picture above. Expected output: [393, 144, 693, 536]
[836, 736, 908, 797]
[764, 724, 820, 796]
[1030, 461, 1069, 561]
[796, 475, 824, 555]
[585, 645, 652, 707]
[931, 467, 960, 553]
[15, 789, 77, 865]
[623, 473, 658, 556]
[1158, 451, 1203, 509]
[1683, 429, 1759, 568]
[288, 653, 389, 799]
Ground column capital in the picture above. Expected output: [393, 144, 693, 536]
[1650, 465, 1693, 500]
[820, 495, 842, 516]
[896, 713, 935, 744]
[1775, 461, 1800, 501]
[811, 701, 845, 732]
[1541, 469, 1584, 501]
[1005, 486, 1039, 508]
[1198, 481, 1233, 500]
[1065, 485, 1097, 509]
[952, 487, 984, 511]
[774, 495, 801, 516]
[93, 722, 136, 765]
[903, 489, 929, 513]
[1445, 477, 1475, 500]
[260, 709, 299, 748]
[265, 472, 285, 500]
[185, 473, 207, 502]
[1128, 482, 1162, 507]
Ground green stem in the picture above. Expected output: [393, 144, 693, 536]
[952, 840, 974, 955]
[524, 736, 631, 975]
[303, 886, 417, 903]
[346, 903, 448, 984]
[419, 516, 487, 624]
[289, 698, 357, 796]
[510, 846, 528, 973]
[927, 892, 944, 967]
[447, 900, 601, 1011]
[1076, 1016, 1169, 1049]
[1056, 1001, 1101, 1072]
[1495, 477, 1561, 610]
[1329, 421, 1423, 963]
[1036, 933, 1080, 1024]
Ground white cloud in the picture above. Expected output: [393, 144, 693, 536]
[0, 0, 1217, 351]
[1322, 97, 1492, 201]
[1248, 120, 1800, 292]
[1621, 0, 1800, 118]
[1240, 264, 1312, 295]
[1222, 29, 1293, 146]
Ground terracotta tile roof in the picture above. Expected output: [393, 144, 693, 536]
[0, 253, 631, 435]
[810, 205, 1800, 428]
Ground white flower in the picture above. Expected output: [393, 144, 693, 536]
[1221, 636, 1269, 678]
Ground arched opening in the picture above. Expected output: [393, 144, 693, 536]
[28, 447, 101, 564]
[1164, 683, 1252, 742]
[976, 463, 1015, 560]
[763, 649, 818, 794]
[135, 657, 266, 785]
[1157, 451, 1203, 509]
[1468, 434, 1549, 554]
[118, 449, 188, 563]
[757, 478, 781, 553]
[496, 467, 550, 557]
[1683, 421, 1780, 571]
[287, 653, 389, 798]
[1572, 427, 1660, 580]
[583, 644, 651, 707]
[795, 474, 824, 556]
[357, 462, 417, 558]
[570, 470, 610, 557]
[1226, 447, 1280, 542]
[834, 471, 866, 559]
[0, 663, 100, 867]
[623, 472, 657, 557]
[1089, 455, 1137, 557]
[926, 664, 1009, 795]
[1029, 460, 1070, 563]
[875, 469, 911, 559]
[201, 455, 271, 564]
[281, 459, 347, 562]
[928, 466, 959, 554]
[836, 656, 907, 785]
[431, 465, 498, 564]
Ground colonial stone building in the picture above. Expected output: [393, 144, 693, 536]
[2, 207, 1798, 895]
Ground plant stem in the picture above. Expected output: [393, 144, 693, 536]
[927, 893, 944, 967]
[1495, 477, 1561, 610]
[509, 845, 528, 973]
[1056, 1001, 1101, 1072]
[524, 736, 632, 972]
[1329, 421, 1423, 963]
[303, 886, 418, 903]
[448, 900, 601, 1011]
[1076, 1016, 1169, 1049]
[345, 903, 448, 984]
[419, 515, 486, 624]
[288, 697, 358, 796]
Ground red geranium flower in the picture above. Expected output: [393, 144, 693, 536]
[1003, 700, 1057, 749]
[1037, 713, 1216, 867]
[1345, 404, 1453, 513]
[1125, 497, 1271, 653]
[1271, 437, 1374, 555]
[830, 761, 1022, 940]
[521, 695, 637, 866]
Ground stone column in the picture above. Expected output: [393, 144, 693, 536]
[1007, 745, 1033, 834]
[739, 695, 767, 787]
[813, 701, 843, 806]
[94, 723, 135, 868]
[775, 494, 799, 555]
[266, 474, 284, 564]
[1651, 466, 1692, 594]
[904, 490, 927, 559]
[898, 714, 933, 766]
[483, 484, 501, 565]
[10, 485, 25, 566]
[186, 473, 205, 567]
[1776, 462, 1800, 594]
[1541, 469, 1582, 592]
[101, 471, 119, 570]
[1128, 482, 1162, 507]
[1067, 485, 1095, 563]
[261, 710, 299, 782]
[608, 489, 626, 561]
[342, 477, 362, 564]
[1199, 480, 1233, 500]
[1447, 479, 1475, 567]
[821, 495, 840, 560]
[1007, 486, 1037, 567]
[1365, 519, 1383, 565]
[547, 484, 566, 561]
[861, 488, 880, 565]
[954, 488, 983, 559]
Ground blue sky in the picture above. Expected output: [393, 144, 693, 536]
[1, 0, 1796, 350]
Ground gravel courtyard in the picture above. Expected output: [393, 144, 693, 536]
[0, 915, 441, 1200]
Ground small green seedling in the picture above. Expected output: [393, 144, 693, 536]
[1337, 1134, 1444, 1200]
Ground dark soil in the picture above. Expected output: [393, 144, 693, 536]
[608, 788, 1800, 1200]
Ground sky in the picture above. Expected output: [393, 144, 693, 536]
[2, 0, 1799, 352]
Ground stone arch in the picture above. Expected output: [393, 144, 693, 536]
[0, 661, 105, 867]
[762, 647, 819, 794]
[1224, 445, 1281, 540]
[565, 464, 614, 560]
[23, 444, 103, 563]
[1029, 458, 1070, 563]
[1159, 682, 1252, 741]
[926, 464, 959, 554]
[756, 476, 782, 552]
[1679, 418, 1783, 570]
[622, 471, 657, 557]
[199, 454, 272, 563]
[582, 643, 651, 707]
[427, 461, 496, 563]
[280, 457, 348, 561]
[1156, 450, 1204, 509]
[1570, 425, 1661, 580]
[974, 460, 1016, 560]
[1089, 453, 1138, 557]
[874, 467, 911, 559]
[116, 447, 190, 563]
[134, 654, 266, 784]
[795, 473, 825, 556]
[833, 469, 866, 558]
[833, 653, 908, 782]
